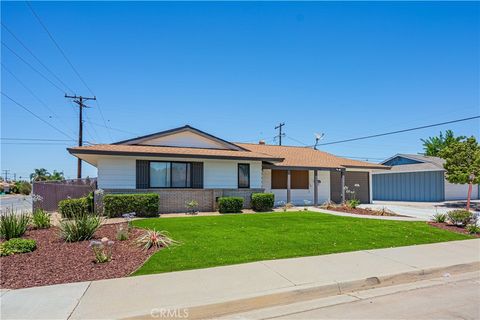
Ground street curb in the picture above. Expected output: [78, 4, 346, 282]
[126, 261, 479, 320]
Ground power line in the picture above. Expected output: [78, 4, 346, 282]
[2, 92, 75, 140]
[285, 135, 308, 146]
[1, 138, 75, 142]
[318, 116, 480, 146]
[2, 41, 65, 93]
[1, 22, 75, 94]
[1, 63, 78, 137]
[26, 1, 114, 141]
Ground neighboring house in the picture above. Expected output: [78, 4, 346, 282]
[68, 125, 385, 213]
[373, 154, 480, 202]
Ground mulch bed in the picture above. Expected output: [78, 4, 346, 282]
[428, 222, 480, 238]
[0, 223, 157, 289]
[324, 206, 404, 217]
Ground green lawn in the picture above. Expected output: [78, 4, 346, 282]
[132, 211, 471, 276]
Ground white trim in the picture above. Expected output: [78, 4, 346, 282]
[372, 169, 445, 175]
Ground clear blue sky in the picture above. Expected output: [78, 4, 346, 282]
[1, 1, 479, 180]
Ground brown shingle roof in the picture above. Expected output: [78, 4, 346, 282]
[236, 143, 388, 170]
[68, 143, 387, 170]
[67, 144, 283, 162]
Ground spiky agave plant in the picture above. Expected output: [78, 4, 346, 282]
[135, 229, 178, 250]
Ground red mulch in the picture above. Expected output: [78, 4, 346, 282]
[324, 206, 403, 217]
[0, 223, 157, 289]
[428, 222, 480, 238]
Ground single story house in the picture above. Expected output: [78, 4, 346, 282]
[372, 154, 480, 202]
[68, 125, 386, 213]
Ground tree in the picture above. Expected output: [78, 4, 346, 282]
[50, 170, 65, 181]
[439, 137, 480, 211]
[30, 169, 65, 182]
[30, 168, 50, 182]
[421, 130, 465, 157]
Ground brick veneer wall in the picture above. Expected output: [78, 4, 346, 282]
[101, 188, 264, 213]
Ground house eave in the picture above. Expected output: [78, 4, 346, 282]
[67, 148, 284, 162]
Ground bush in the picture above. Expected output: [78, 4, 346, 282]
[116, 225, 129, 241]
[17, 182, 32, 195]
[0, 209, 30, 240]
[218, 197, 243, 213]
[466, 224, 480, 234]
[431, 213, 447, 223]
[251, 193, 274, 212]
[58, 197, 90, 218]
[0, 238, 36, 256]
[346, 199, 361, 209]
[103, 193, 159, 218]
[447, 210, 473, 227]
[32, 209, 51, 229]
[59, 212, 102, 242]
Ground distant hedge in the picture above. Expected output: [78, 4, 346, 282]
[58, 197, 90, 218]
[103, 193, 159, 218]
[251, 193, 274, 212]
[218, 197, 244, 213]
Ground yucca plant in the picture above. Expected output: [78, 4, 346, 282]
[431, 212, 447, 223]
[59, 212, 103, 242]
[0, 208, 30, 240]
[32, 209, 51, 229]
[135, 229, 178, 250]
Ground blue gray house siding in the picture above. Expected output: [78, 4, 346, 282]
[373, 171, 445, 202]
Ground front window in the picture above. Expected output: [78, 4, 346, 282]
[150, 162, 191, 188]
[238, 164, 250, 188]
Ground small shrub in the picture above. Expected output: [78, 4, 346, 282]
[0, 238, 36, 256]
[0, 209, 30, 240]
[218, 197, 243, 213]
[32, 209, 51, 229]
[103, 193, 159, 218]
[89, 237, 114, 263]
[116, 225, 129, 241]
[17, 182, 32, 195]
[135, 229, 178, 250]
[185, 200, 199, 215]
[59, 213, 102, 242]
[346, 199, 360, 209]
[466, 224, 480, 234]
[251, 193, 274, 212]
[122, 212, 136, 231]
[447, 210, 473, 227]
[431, 213, 447, 223]
[58, 197, 89, 219]
[86, 191, 95, 214]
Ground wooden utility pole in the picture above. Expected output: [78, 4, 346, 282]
[275, 122, 285, 146]
[65, 94, 96, 179]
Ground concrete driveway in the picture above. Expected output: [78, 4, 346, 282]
[359, 200, 480, 221]
[0, 194, 32, 212]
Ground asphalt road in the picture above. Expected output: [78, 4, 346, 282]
[271, 275, 480, 320]
[0, 194, 32, 212]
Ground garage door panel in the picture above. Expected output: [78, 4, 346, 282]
[373, 171, 444, 202]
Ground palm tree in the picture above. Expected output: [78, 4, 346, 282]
[50, 170, 65, 181]
[30, 168, 50, 182]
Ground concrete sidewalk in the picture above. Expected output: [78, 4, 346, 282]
[1, 239, 479, 320]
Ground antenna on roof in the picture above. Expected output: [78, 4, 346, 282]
[313, 133, 325, 150]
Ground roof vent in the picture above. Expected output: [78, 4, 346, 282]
[259, 140, 266, 145]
